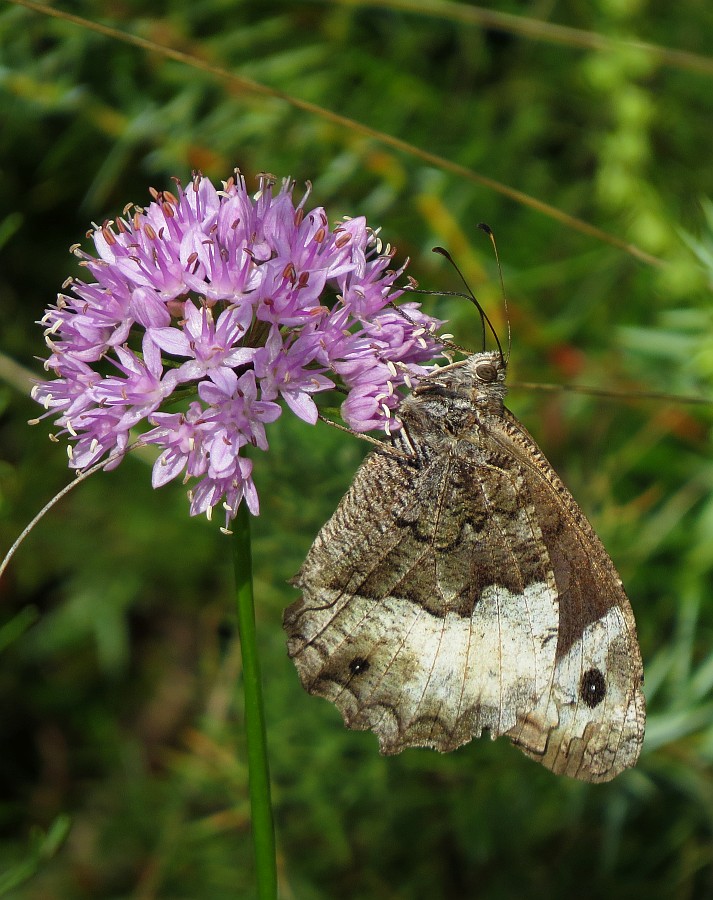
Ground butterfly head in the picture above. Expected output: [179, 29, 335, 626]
[409, 350, 507, 424]
[463, 350, 506, 386]
[463, 350, 508, 409]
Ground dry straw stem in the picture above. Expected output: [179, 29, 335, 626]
[329, 0, 713, 79]
[9, 0, 665, 268]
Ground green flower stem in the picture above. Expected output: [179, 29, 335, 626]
[232, 503, 277, 900]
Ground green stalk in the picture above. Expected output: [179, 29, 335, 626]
[232, 503, 277, 900]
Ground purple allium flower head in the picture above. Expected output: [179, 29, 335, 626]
[33, 171, 443, 530]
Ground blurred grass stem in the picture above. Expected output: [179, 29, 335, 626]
[232, 504, 277, 900]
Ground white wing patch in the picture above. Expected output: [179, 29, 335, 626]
[286, 579, 559, 754]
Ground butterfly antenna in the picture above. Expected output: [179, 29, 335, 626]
[394, 282, 472, 356]
[431, 246, 506, 364]
[477, 224, 511, 364]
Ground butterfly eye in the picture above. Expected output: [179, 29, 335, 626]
[475, 362, 497, 383]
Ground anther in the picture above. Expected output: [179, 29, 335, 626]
[101, 225, 116, 246]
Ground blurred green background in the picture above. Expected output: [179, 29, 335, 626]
[2, 0, 713, 897]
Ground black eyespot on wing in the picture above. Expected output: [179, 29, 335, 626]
[580, 668, 606, 708]
[349, 657, 370, 677]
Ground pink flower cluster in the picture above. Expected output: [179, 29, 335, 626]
[33, 172, 442, 529]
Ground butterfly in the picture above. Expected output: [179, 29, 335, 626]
[284, 334, 645, 782]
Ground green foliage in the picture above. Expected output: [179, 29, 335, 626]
[2, 0, 713, 897]
[0, 815, 71, 896]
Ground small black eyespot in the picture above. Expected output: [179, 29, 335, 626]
[580, 668, 606, 708]
[475, 363, 497, 383]
[349, 656, 370, 677]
